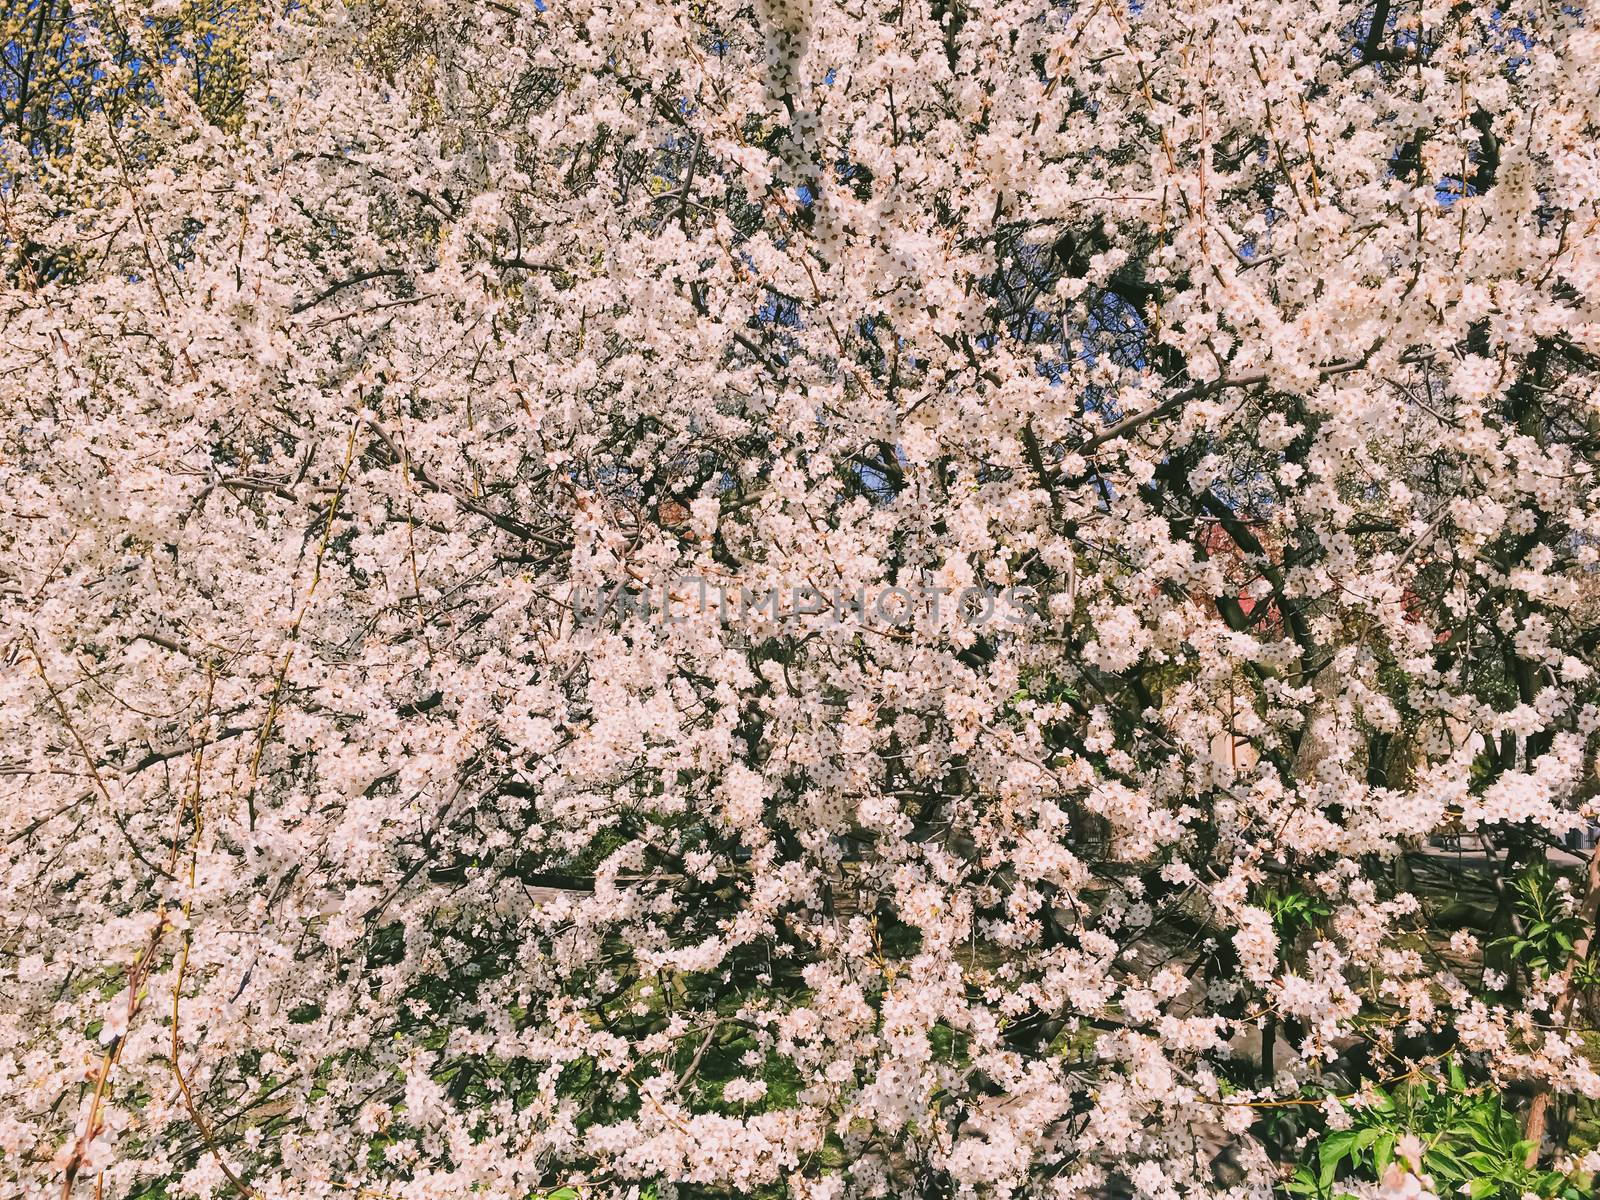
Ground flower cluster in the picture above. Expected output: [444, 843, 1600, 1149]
[1, 1, 1598, 1199]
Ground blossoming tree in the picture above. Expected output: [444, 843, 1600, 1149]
[2, 1, 1599, 1198]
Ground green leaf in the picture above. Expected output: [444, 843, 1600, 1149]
[1320, 1130, 1359, 1188]
[1425, 1146, 1470, 1180]
[1283, 1166, 1318, 1197]
[1373, 1132, 1395, 1176]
